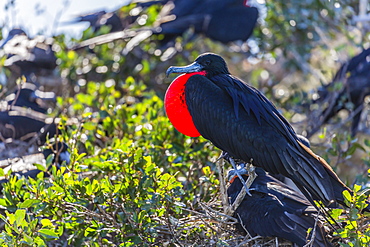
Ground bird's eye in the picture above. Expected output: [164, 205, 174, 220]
[203, 60, 211, 66]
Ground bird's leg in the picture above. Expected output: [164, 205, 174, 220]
[227, 156, 256, 196]
[220, 152, 256, 192]
[219, 152, 258, 216]
[226, 159, 257, 215]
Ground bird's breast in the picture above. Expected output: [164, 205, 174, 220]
[164, 72, 206, 137]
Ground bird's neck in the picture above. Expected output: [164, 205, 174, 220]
[205, 70, 229, 79]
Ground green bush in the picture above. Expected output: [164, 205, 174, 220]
[0, 1, 369, 246]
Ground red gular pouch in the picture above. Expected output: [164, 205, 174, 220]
[164, 71, 206, 137]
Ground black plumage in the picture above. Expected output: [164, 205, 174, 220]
[309, 48, 370, 137]
[227, 168, 333, 247]
[156, 0, 258, 44]
[6, 83, 55, 114]
[0, 142, 70, 190]
[166, 53, 351, 208]
[72, 0, 258, 50]
[69, 10, 124, 33]
[0, 109, 58, 144]
[0, 28, 57, 83]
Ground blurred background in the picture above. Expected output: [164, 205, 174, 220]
[0, 0, 127, 38]
[0, 0, 369, 245]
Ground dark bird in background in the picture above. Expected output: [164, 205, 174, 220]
[0, 82, 58, 144]
[5, 83, 55, 114]
[308, 48, 370, 137]
[227, 167, 333, 247]
[0, 142, 70, 190]
[0, 109, 58, 144]
[72, 0, 259, 52]
[67, 10, 124, 33]
[0, 28, 57, 84]
[64, 1, 171, 34]
[149, 0, 259, 44]
[165, 53, 352, 209]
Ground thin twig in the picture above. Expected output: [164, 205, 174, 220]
[197, 201, 238, 224]
[225, 161, 257, 216]
[236, 235, 262, 247]
[303, 213, 320, 247]
[215, 157, 230, 215]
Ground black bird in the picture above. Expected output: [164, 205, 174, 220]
[308, 48, 370, 137]
[0, 28, 57, 83]
[165, 53, 352, 208]
[72, 0, 259, 51]
[227, 167, 333, 247]
[153, 0, 259, 44]
[5, 83, 55, 114]
[66, 1, 171, 35]
[0, 108, 58, 144]
[0, 142, 70, 189]
[270, 134, 310, 189]
[68, 10, 124, 33]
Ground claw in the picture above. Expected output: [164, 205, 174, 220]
[222, 152, 257, 196]
[218, 151, 231, 161]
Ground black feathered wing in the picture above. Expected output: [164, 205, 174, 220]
[228, 174, 332, 247]
[185, 74, 349, 206]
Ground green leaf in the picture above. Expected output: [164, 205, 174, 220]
[18, 199, 38, 209]
[347, 143, 365, 156]
[34, 163, 47, 172]
[353, 184, 362, 193]
[330, 208, 343, 219]
[343, 190, 352, 204]
[202, 166, 211, 176]
[0, 198, 8, 207]
[22, 234, 34, 244]
[34, 237, 47, 246]
[14, 209, 26, 226]
[38, 229, 59, 239]
[83, 121, 96, 131]
[5, 223, 13, 234]
[40, 219, 53, 227]
[364, 139, 370, 147]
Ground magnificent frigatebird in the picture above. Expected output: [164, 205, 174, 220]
[154, 0, 259, 44]
[0, 142, 70, 190]
[67, 10, 124, 33]
[0, 108, 58, 144]
[308, 48, 370, 137]
[5, 83, 55, 114]
[0, 28, 57, 83]
[165, 53, 352, 208]
[227, 167, 333, 247]
[72, 0, 259, 51]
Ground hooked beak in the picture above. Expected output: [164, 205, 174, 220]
[166, 62, 204, 77]
[0, 35, 12, 49]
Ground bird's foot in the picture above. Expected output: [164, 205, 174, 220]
[218, 151, 231, 162]
[229, 167, 257, 196]
[226, 161, 257, 216]
[222, 152, 256, 196]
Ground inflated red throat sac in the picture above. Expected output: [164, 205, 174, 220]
[164, 71, 206, 137]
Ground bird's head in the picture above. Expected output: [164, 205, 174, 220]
[0, 28, 27, 48]
[166, 53, 229, 78]
[7, 28, 27, 37]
